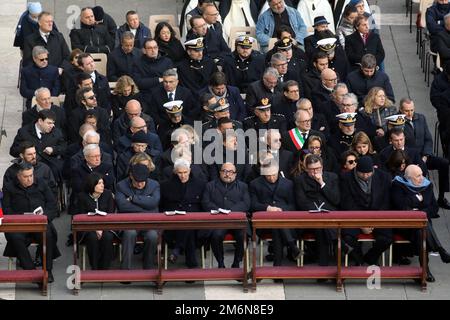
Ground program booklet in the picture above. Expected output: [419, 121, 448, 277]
[87, 209, 108, 216]
[210, 208, 231, 215]
[165, 210, 187, 216]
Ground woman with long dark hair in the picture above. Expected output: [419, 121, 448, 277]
[154, 22, 185, 63]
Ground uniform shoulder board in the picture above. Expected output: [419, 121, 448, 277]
[244, 115, 255, 121]
[272, 113, 285, 118]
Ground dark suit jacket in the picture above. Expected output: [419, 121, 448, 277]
[107, 47, 141, 81]
[202, 179, 251, 212]
[340, 169, 391, 211]
[294, 171, 340, 210]
[70, 160, 115, 195]
[132, 53, 173, 94]
[245, 80, 279, 112]
[249, 176, 295, 212]
[223, 51, 266, 93]
[345, 31, 385, 70]
[150, 84, 196, 122]
[160, 174, 206, 212]
[20, 64, 60, 100]
[22, 104, 66, 134]
[403, 113, 434, 156]
[69, 23, 114, 54]
[23, 29, 70, 68]
[177, 56, 218, 98]
[379, 146, 427, 174]
[281, 129, 326, 154]
[198, 85, 246, 122]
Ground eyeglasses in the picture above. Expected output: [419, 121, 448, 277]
[309, 146, 321, 150]
[346, 159, 357, 165]
[342, 103, 355, 107]
[206, 12, 219, 16]
[325, 78, 338, 82]
[39, 57, 49, 62]
[299, 119, 312, 124]
[274, 62, 288, 67]
[85, 94, 96, 100]
[220, 169, 236, 175]
[307, 166, 323, 172]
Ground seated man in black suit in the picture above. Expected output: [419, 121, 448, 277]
[379, 127, 428, 177]
[201, 162, 251, 268]
[20, 46, 60, 109]
[328, 112, 359, 159]
[271, 80, 300, 129]
[157, 100, 193, 151]
[150, 68, 196, 123]
[340, 156, 393, 266]
[282, 109, 326, 155]
[10, 109, 66, 182]
[107, 31, 140, 82]
[245, 67, 280, 114]
[249, 162, 300, 268]
[22, 87, 66, 135]
[2, 162, 60, 283]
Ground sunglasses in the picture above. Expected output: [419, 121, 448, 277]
[39, 57, 49, 62]
[347, 159, 357, 165]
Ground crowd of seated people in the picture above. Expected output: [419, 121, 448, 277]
[3, 0, 450, 286]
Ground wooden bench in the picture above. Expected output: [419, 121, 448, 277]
[71, 212, 249, 295]
[251, 211, 428, 292]
[0, 215, 48, 295]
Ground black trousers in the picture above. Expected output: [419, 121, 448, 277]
[296, 229, 335, 266]
[82, 231, 114, 270]
[5, 224, 57, 271]
[272, 228, 298, 266]
[343, 228, 393, 265]
[426, 155, 450, 196]
[164, 230, 198, 268]
[210, 229, 244, 267]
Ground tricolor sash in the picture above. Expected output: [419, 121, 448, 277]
[288, 128, 305, 150]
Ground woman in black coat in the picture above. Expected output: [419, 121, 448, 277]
[76, 172, 115, 270]
[391, 165, 450, 282]
[154, 22, 185, 64]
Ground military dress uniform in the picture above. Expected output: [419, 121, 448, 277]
[201, 97, 243, 132]
[328, 112, 358, 158]
[222, 36, 266, 93]
[242, 97, 287, 132]
[177, 37, 218, 98]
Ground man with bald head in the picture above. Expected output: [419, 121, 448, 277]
[201, 162, 251, 268]
[115, 116, 163, 164]
[311, 68, 338, 111]
[112, 99, 156, 147]
[297, 98, 329, 139]
[69, 7, 114, 54]
[282, 109, 326, 154]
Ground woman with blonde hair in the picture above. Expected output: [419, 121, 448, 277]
[350, 131, 380, 167]
[128, 152, 159, 181]
[363, 87, 397, 137]
[111, 75, 149, 119]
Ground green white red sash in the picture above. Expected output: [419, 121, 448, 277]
[288, 128, 305, 150]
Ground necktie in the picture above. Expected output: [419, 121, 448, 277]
[210, 25, 215, 32]
[363, 33, 368, 45]
[44, 34, 49, 42]
[302, 132, 307, 141]
[168, 92, 174, 101]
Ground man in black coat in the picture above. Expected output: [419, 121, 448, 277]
[222, 36, 266, 94]
[294, 154, 340, 266]
[297, 98, 330, 140]
[265, 36, 308, 78]
[160, 159, 207, 268]
[315, 37, 350, 82]
[69, 144, 115, 215]
[264, 129, 295, 180]
[20, 46, 60, 109]
[270, 53, 302, 88]
[304, 16, 334, 58]
[115, 10, 151, 49]
[157, 101, 194, 151]
[282, 109, 326, 154]
[400, 98, 450, 208]
[340, 156, 393, 266]
[69, 7, 114, 54]
[150, 68, 197, 123]
[2, 162, 60, 282]
[346, 54, 395, 104]
[201, 163, 251, 268]
[379, 127, 428, 177]
[10, 110, 66, 182]
[3, 141, 57, 196]
[328, 112, 359, 159]
[186, 14, 231, 63]
[311, 68, 337, 114]
[426, 0, 450, 53]
[345, 15, 385, 71]
[112, 100, 156, 148]
[198, 71, 247, 122]
[76, 54, 112, 114]
[13, 3, 42, 50]
[271, 80, 300, 129]
[249, 163, 300, 266]
[245, 67, 281, 113]
[243, 97, 287, 133]
[22, 87, 66, 135]
[132, 39, 174, 100]
[301, 51, 329, 100]
[107, 31, 141, 82]
[436, 13, 450, 66]
[23, 12, 70, 69]
[177, 37, 218, 99]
